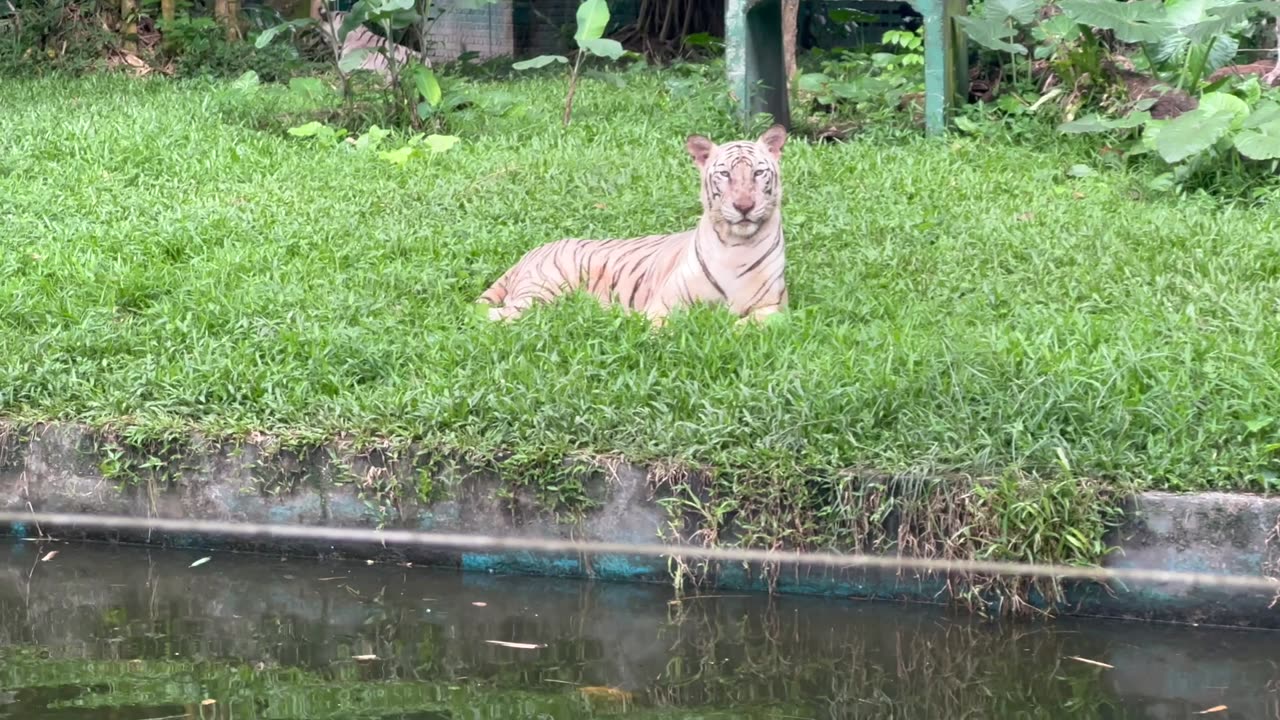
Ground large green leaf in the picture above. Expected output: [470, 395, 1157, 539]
[379, 146, 415, 165]
[1155, 107, 1234, 162]
[1206, 0, 1280, 20]
[230, 70, 260, 93]
[1198, 90, 1251, 127]
[411, 65, 442, 107]
[985, 0, 1044, 24]
[337, 3, 372, 41]
[255, 18, 314, 49]
[423, 134, 461, 153]
[1163, 33, 1242, 76]
[797, 73, 832, 92]
[1233, 118, 1280, 159]
[512, 54, 568, 70]
[338, 48, 374, 73]
[1058, 0, 1170, 43]
[574, 0, 610, 44]
[1243, 100, 1280, 128]
[1154, 33, 1188, 63]
[1204, 35, 1241, 74]
[1057, 115, 1115, 133]
[1165, 0, 1235, 28]
[1033, 12, 1084, 43]
[364, 6, 419, 29]
[1154, 0, 1242, 87]
[1058, 111, 1152, 133]
[956, 15, 1028, 54]
[363, 0, 414, 21]
[580, 37, 625, 59]
[287, 121, 327, 138]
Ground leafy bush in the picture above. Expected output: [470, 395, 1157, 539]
[0, 0, 118, 76]
[794, 27, 926, 124]
[1061, 80, 1280, 191]
[257, 0, 497, 131]
[957, 0, 1265, 117]
[161, 15, 306, 81]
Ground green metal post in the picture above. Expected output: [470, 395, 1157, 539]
[915, 0, 945, 135]
[725, 0, 791, 130]
[947, 0, 969, 112]
[728, 0, 964, 136]
[912, 0, 967, 136]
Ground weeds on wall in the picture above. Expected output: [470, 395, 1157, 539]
[653, 458, 1125, 617]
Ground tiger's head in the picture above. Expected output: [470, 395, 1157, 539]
[686, 124, 787, 241]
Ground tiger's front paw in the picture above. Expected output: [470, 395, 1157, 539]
[486, 306, 524, 322]
[736, 305, 783, 327]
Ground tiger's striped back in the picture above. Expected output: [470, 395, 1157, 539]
[478, 125, 788, 325]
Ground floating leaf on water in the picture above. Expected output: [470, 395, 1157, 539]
[484, 640, 545, 650]
[40, 551, 58, 562]
[189, 557, 211, 568]
[352, 654, 378, 661]
[1196, 706, 1228, 715]
[1066, 655, 1114, 669]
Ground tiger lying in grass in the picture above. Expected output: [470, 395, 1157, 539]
[477, 125, 789, 326]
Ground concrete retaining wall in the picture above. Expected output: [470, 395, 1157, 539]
[1, 422, 1277, 628]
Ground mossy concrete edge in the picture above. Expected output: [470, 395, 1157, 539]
[1, 422, 1276, 628]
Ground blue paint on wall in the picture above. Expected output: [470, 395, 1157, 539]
[462, 552, 582, 576]
[590, 554, 664, 580]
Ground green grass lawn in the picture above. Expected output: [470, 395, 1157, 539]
[1, 72, 1277, 493]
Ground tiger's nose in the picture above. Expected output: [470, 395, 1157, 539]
[733, 199, 755, 214]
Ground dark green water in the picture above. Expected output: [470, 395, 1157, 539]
[0, 541, 1276, 719]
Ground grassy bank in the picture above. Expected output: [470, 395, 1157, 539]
[1, 72, 1278, 607]
[3, 73, 1276, 490]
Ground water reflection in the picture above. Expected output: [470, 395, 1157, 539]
[0, 541, 1276, 719]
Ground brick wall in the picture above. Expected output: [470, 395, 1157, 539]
[425, 0, 642, 64]
[425, 0, 517, 63]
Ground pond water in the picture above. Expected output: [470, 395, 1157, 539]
[0, 541, 1276, 719]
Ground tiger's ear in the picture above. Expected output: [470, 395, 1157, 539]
[757, 124, 786, 160]
[686, 135, 715, 169]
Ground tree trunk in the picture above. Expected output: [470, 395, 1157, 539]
[226, 0, 243, 41]
[214, 0, 242, 42]
[121, 0, 138, 52]
[782, 0, 799, 94]
[160, 0, 175, 24]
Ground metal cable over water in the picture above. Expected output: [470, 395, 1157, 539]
[1, 510, 1278, 593]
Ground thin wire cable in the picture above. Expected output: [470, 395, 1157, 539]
[2, 510, 1278, 593]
